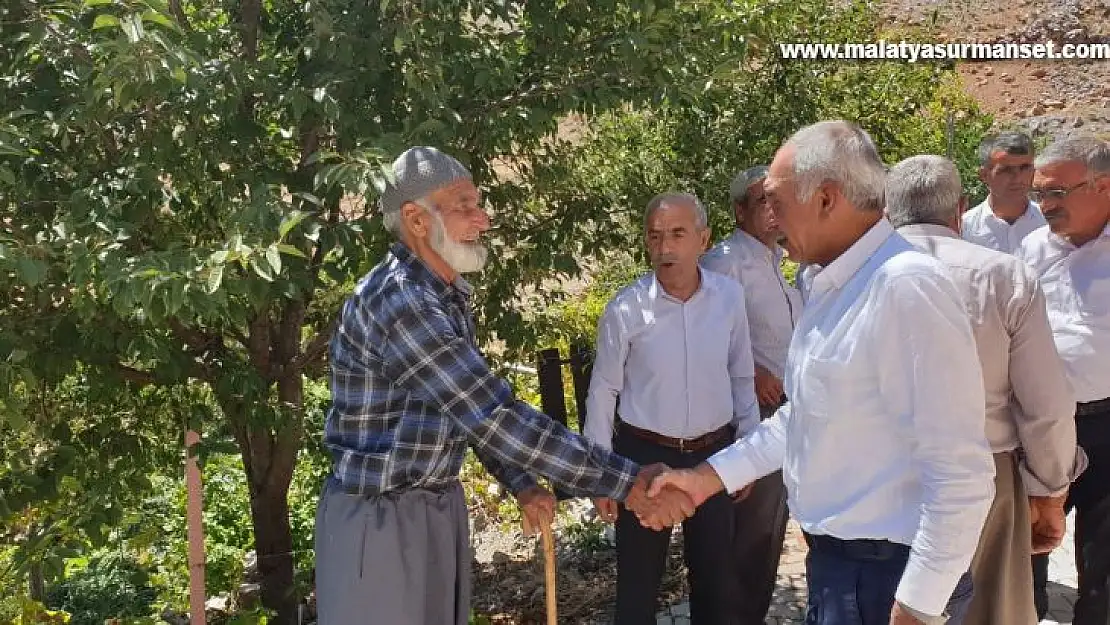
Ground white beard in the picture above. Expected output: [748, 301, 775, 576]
[428, 209, 488, 274]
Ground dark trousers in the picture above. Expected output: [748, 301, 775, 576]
[613, 426, 739, 625]
[1033, 405, 1110, 624]
[731, 404, 790, 624]
[804, 533, 974, 625]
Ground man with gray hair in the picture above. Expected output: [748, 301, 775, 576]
[585, 191, 760, 623]
[315, 146, 695, 625]
[962, 130, 1045, 253]
[886, 154, 1083, 625]
[647, 121, 995, 625]
[701, 165, 799, 623]
[1019, 136, 1110, 625]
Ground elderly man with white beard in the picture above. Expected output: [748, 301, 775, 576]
[314, 147, 694, 625]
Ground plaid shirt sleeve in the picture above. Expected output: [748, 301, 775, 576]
[380, 289, 640, 501]
[474, 450, 538, 496]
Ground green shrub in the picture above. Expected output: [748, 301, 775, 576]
[45, 551, 156, 625]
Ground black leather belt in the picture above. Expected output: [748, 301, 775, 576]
[1077, 397, 1110, 418]
[803, 532, 910, 562]
[618, 421, 733, 453]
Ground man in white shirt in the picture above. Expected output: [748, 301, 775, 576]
[886, 155, 1084, 625]
[1019, 136, 1110, 625]
[644, 120, 995, 625]
[702, 166, 801, 623]
[585, 191, 761, 624]
[962, 131, 1046, 254]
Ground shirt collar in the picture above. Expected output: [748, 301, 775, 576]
[809, 218, 896, 296]
[1048, 219, 1110, 251]
[982, 197, 1038, 224]
[730, 228, 785, 261]
[649, 266, 713, 304]
[896, 223, 960, 240]
[389, 241, 468, 300]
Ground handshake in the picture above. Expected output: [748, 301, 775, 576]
[593, 462, 728, 531]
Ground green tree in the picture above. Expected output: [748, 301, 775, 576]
[1, 0, 758, 620]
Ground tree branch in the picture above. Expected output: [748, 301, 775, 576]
[117, 364, 156, 386]
[168, 0, 193, 33]
[287, 319, 336, 375]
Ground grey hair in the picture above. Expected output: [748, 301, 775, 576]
[381, 194, 433, 238]
[1034, 136, 1110, 179]
[978, 131, 1034, 167]
[884, 155, 963, 229]
[783, 120, 887, 213]
[644, 192, 709, 230]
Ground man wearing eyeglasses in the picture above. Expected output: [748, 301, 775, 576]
[1019, 136, 1110, 625]
[962, 131, 1045, 254]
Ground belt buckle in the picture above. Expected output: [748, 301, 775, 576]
[678, 437, 686, 453]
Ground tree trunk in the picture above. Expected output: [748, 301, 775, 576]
[28, 562, 45, 602]
[231, 311, 306, 625]
[246, 465, 297, 625]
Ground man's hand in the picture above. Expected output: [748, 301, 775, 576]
[1030, 494, 1068, 554]
[646, 462, 727, 508]
[889, 602, 927, 625]
[754, 365, 784, 408]
[624, 463, 696, 531]
[517, 485, 556, 537]
[594, 497, 619, 524]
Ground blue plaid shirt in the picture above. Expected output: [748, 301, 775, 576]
[323, 242, 639, 500]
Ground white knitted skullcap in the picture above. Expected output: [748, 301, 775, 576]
[379, 146, 473, 214]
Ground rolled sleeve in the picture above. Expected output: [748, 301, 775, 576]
[1008, 273, 1087, 496]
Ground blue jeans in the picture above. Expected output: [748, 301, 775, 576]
[804, 533, 975, 625]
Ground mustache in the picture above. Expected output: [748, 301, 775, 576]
[652, 253, 679, 265]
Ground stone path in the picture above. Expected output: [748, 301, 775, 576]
[654, 513, 1080, 625]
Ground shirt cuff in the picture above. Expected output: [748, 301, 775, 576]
[1020, 447, 1088, 498]
[506, 471, 539, 496]
[599, 451, 640, 502]
[705, 440, 762, 495]
[895, 555, 961, 617]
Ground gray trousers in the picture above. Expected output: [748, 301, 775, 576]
[314, 477, 470, 625]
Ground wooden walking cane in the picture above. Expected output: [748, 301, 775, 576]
[523, 515, 558, 624]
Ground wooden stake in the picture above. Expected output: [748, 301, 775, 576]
[523, 515, 558, 624]
[541, 523, 557, 625]
[185, 429, 207, 625]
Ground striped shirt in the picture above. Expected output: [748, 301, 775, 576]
[323, 241, 640, 499]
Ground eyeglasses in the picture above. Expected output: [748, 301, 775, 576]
[1029, 181, 1089, 203]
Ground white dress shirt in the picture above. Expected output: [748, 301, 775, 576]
[583, 269, 760, 450]
[701, 229, 802, 379]
[707, 219, 995, 617]
[1018, 223, 1110, 403]
[961, 198, 1045, 254]
[900, 224, 1083, 497]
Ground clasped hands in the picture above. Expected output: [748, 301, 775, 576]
[1029, 493, 1068, 554]
[595, 462, 729, 531]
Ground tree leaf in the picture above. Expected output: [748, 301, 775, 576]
[14, 257, 47, 286]
[250, 257, 273, 281]
[265, 245, 282, 275]
[92, 14, 120, 29]
[141, 10, 176, 30]
[276, 243, 307, 259]
[206, 265, 224, 294]
[164, 282, 186, 316]
[121, 13, 144, 42]
[278, 210, 308, 240]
